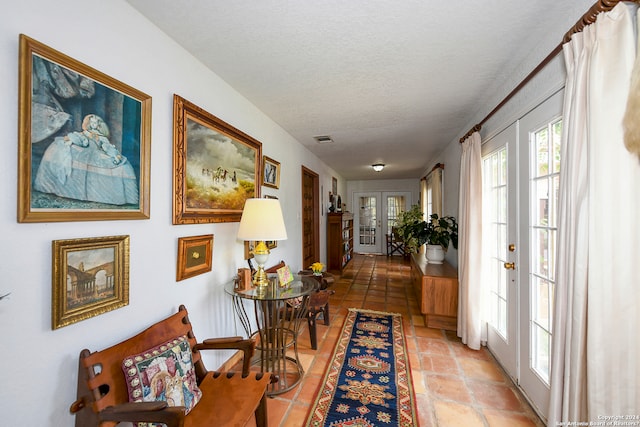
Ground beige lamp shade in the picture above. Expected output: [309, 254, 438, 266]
[237, 198, 288, 241]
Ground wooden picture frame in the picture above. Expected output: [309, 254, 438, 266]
[18, 35, 151, 222]
[52, 235, 130, 329]
[173, 95, 262, 224]
[177, 234, 213, 281]
[243, 240, 277, 260]
[262, 155, 280, 189]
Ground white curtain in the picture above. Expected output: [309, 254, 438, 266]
[457, 131, 485, 350]
[431, 168, 443, 217]
[420, 177, 427, 217]
[549, 3, 640, 424]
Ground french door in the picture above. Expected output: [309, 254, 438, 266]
[353, 192, 411, 254]
[482, 89, 563, 419]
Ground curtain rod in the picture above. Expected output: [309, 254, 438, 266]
[421, 162, 445, 180]
[459, 0, 635, 143]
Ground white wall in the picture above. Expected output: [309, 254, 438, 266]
[0, 1, 341, 425]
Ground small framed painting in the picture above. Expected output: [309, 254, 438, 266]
[52, 235, 130, 329]
[262, 156, 280, 189]
[18, 35, 151, 222]
[176, 234, 214, 281]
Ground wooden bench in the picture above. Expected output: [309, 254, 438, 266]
[69, 305, 276, 427]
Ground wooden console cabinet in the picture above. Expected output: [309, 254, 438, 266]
[327, 212, 354, 274]
[410, 250, 458, 331]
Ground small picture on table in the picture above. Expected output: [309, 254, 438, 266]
[277, 265, 293, 287]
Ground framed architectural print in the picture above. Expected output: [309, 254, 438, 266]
[173, 95, 262, 224]
[262, 155, 280, 189]
[176, 234, 214, 281]
[18, 34, 151, 222]
[52, 235, 130, 329]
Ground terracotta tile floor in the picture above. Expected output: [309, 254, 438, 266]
[248, 254, 545, 427]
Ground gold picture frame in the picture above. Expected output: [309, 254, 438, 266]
[177, 234, 214, 281]
[262, 155, 280, 189]
[18, 35, 151, 222]
[52, 235, 130, 330]
[173, 95, 262, 224]
[243, 240, 277, 260]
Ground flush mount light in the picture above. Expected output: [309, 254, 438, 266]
[372, 163, 385, 172]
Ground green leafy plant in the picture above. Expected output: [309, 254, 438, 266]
[395, 205, 458, 253]
[395, 205, 428, 254]
[425, 213, 458, 251]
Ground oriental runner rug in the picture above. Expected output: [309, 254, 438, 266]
[304, 308, 418, 427]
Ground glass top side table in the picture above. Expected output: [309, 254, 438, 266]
[224, 276, 316, 395]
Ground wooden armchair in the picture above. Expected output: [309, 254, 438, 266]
[69, 305, 276, 427]
[386, 226, 406, 256]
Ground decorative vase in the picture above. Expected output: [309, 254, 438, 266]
[425, 244, 445, 264]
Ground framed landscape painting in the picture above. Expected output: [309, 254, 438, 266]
[173, 95, 262, 224]
[18, 35, 151, 222]
[52, 235, 130, 329]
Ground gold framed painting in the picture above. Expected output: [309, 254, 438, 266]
[18, 34, 151, 222]
[173, 95, 262, 224]
[177, 234, 214, 281]
[52, 235, 130, 330]
[262, 155, 280, 189]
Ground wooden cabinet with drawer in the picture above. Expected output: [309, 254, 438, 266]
[410, 250, 458, 331]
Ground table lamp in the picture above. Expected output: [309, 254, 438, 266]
[237, 198, 288, 287]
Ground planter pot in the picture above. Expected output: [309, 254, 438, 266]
[425, 244, 445, 264]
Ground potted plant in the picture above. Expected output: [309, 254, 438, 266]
[395, 206, 458, 263]
[424, 213, 458, 264]
[395, 205, 428, 254]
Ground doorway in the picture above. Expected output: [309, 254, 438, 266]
[482, 89, 563, 419]
[301, 166, 319, 269]
[353, 191, 411, 254]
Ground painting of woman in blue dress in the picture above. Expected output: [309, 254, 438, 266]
[34, 114, 138, 205]
[28, 52, 143, 209]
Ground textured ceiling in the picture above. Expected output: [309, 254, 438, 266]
[126, 0, 594, 180]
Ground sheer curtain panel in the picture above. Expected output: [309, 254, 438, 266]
[549, 3, 640, 423]
[457, 131, 485, 350]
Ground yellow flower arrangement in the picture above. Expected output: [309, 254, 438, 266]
[309, 262, 325, 275]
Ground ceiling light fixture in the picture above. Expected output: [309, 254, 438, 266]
[372, 163, 385, 172]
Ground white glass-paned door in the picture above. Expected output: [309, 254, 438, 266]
[353, 191, 411, 254]
[482, 90, 563, 422]
[482, 122, 518, 379]
[517, 91, 563, 418]
[386, 195, 405, 231]
[355, 193, 380, 254]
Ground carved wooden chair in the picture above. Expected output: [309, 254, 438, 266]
[69, 305, 276, 427]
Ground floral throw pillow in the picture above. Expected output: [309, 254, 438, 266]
[122, 335, 202, 426]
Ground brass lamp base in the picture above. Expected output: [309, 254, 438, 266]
[252, 241, 270, 287]
[253, 267, 269, 287]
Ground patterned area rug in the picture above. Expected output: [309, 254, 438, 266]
[305, 308, 418, 427]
